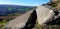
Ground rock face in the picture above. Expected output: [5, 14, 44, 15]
[36, 5, 54, 25]
[4, 10, 33, 29]
[35, 5, 60, 29]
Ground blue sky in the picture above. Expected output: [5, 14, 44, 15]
[0, 0, 50, 6]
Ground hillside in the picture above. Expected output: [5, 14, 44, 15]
[0, 5, 36, 29]
[47, 0, 60, 10]
[0, 5, 36, 16]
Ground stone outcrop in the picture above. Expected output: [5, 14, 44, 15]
[4, 0, 60, 29]
[36, 5, 54, 25]
[4, 10, 33, 29]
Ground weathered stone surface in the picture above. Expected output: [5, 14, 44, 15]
[36, 5, 54, 25]
[4, 10, 33, 29]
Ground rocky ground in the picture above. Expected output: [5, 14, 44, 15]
[4, 10, 33, 29]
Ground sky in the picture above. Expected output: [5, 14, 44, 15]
[0, 0, 50, 6]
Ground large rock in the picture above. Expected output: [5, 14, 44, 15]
[36, 5, 54, 25]
[4, 10, 33, 29]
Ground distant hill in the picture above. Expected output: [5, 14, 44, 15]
[0, 5, 36, 16]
